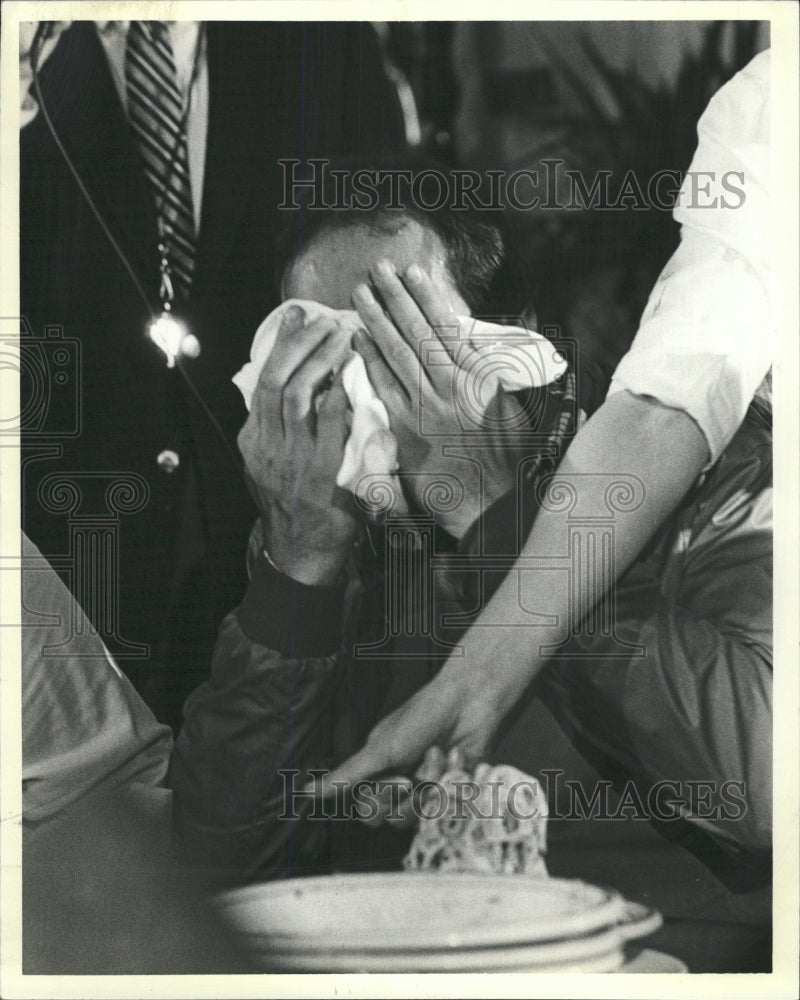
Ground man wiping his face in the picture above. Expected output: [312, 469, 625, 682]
[233, 205, 567, 556]
[169, 187, 576, 882]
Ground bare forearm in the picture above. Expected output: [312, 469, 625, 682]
[445, 391, 710, 694]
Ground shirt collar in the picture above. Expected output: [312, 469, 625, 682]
[95, 21, 128, 35]
[95, 21, 201, 33]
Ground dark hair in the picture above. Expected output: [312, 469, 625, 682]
[274, 155, 509, 315]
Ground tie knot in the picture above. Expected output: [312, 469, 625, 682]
[135, 21, 169, 45]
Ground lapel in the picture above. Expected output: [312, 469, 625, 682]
[34, 22, 159, 299]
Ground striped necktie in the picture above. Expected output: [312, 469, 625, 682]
[125, 21, 196, 302]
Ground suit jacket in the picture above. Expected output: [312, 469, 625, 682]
[20, 21, 405, 727]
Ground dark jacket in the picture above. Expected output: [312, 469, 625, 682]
[20, 21, 405, 727]
[169, 402, 772, 890]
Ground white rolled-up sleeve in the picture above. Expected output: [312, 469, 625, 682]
[608, 49, 773, 465]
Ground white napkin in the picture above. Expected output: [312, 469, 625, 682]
[233, 299, 567, 501]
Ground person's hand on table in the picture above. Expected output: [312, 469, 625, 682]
[317, 645, 531, 797]
[352, 259, 530, 541]
[237, 305, 360, 587]
[352, 746, 468, 830]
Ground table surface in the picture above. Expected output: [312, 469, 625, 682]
[632, 917, 771, 974]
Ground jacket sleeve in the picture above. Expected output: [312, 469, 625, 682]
[168, 546, 350, 887]
[537, 407, 772, 871]
[21, 533, 173, 828]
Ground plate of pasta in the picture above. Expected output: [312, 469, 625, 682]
[217, 757, 667, 971]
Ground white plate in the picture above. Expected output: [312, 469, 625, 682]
[217, 873, 628, 952]
[242, 928, 626, 973]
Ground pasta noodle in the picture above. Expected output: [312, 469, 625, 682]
[403, 762, 549, 876]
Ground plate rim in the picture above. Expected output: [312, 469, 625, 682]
[217, 872, 631, 952]
[248, 927, 627, 974]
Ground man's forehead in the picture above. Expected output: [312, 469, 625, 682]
[283, 217, 462, 311]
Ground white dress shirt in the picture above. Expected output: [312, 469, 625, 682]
[608, 50, 772, 465]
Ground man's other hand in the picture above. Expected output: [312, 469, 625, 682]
[352, 261, 529, 540]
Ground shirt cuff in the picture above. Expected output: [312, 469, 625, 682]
[236, 551, 346, 657]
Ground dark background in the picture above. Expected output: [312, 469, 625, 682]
[379, 20, 769, 370]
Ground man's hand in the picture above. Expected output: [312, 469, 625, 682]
[317, 656, 521, 797]
[237, 305, 359, 586]
[348, 747, 466, 830]
[352, 260, 530, 540]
